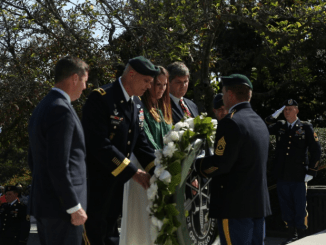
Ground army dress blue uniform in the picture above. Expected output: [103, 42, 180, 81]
[82, 79, 156, 245]
[0, 200, 30, 245]
[265, 115, 321, 232]
[196, 102, 272, 245]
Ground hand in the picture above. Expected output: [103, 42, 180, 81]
[71, 207, 87, 226]
[191, 179, 199, 195]
[304, 174, 313, 182]
[272, 105, 286, 119]
[132, 169, 151, 190]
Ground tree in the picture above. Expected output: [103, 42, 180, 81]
[1, 0, 326, 181]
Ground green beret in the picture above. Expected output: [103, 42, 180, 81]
[213, 93, 224, 109]
[5, 185, 19, 192]
[128, 56, 160, 77]
[221, 74, 253, 90]
[283, 99, 298, 106]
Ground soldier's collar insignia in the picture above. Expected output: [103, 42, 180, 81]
[288, 99, 293, 105]
[230, 109, 236, 118]
[114, 109, 119, 115]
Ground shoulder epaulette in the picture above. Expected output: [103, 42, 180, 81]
[93, 88, 106, 96]
[277, 120, 286, 125]
[301, 121, 312, 126]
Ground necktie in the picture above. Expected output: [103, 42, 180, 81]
[179, 99, 191, 117]
[129, 99, 134, 115]
[288, 125, 292, 131]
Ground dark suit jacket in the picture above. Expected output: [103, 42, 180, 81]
[265, 116, 321, 181]
[170, 97, 199, 124]
[82, 80, 155, 216]
[28, 90, 87, 220]
[196, 103, 271, 219]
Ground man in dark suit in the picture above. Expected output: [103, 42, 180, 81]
[166, 61, 199, 123]
[28, 56, 89, 245]
[265, 99, 321, 244]
[82, 56, 159, 245]
[195, 74, 271, 245]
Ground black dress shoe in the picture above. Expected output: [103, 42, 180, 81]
[297, 229, 306, 239]
[280, 227, 298, 245]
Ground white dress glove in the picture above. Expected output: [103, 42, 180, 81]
[304, 174, 313, 182]
[272, 105, 286, 119]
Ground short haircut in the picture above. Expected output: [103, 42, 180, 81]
[224, 84, 252, 101]
[166, 61, 190, 82]
[54, 56, 89, 83]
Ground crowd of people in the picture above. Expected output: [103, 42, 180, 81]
[0, 55, 322, 245]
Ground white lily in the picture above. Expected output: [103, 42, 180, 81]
[159, 170, 172, 184]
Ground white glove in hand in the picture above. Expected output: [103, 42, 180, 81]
[304, 174, 313, 182]
[272, 105, 286, 119]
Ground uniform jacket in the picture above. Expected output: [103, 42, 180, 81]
[82, 80, 156, 215]
[170, 97, 199, 124]
[265, 116, 321, 182]
[28, 90, 87, 220]
[196, 103, 271, 219]
[0, 200, 30, 244]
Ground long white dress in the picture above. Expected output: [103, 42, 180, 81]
[120, 153, 154, 245]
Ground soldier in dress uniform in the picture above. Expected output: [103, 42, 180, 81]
[195, 74, 271, 245]
[265, 99, 322, 244]
[0, 186, 30, 245]
[212, 93, 228, 121]
[82, 56, 159, 245]
[167, 61, 199, 123]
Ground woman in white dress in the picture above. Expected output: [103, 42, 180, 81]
[120, 66, 172, 245]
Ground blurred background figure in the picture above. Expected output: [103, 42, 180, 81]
[0, 186, 30, 245]
[212, 93, 228, 122]
[0, 186, 4, 197]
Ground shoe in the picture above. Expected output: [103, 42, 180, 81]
[280, 227, 298, 245]
[297, 229, 306, 239]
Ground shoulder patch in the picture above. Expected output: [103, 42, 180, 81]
[93, 88, 106, 96]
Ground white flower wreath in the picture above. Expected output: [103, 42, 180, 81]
[147, 114, 217, 245]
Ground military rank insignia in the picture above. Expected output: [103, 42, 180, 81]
[204, 166, 219, 175]
[215, 136, 226, 156]
[288, 99, 293, 105]
[314, 132, 319, 141]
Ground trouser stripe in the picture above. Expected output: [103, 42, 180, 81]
[222, 219, 232, 245]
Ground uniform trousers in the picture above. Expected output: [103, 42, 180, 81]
[217, 217, 265, 245]
[277, 180, 308, 229]
[36, 217, 83, 245]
